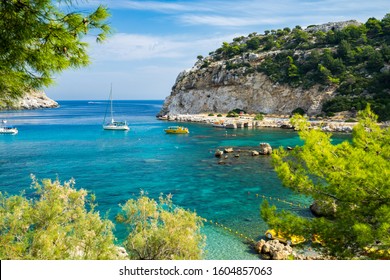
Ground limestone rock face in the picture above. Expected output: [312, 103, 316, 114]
[6, 90, 58, 110]
[305, 20, 361, 33]
[159, 52, 335, 117]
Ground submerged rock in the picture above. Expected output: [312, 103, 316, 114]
[215, 149, 224, 157]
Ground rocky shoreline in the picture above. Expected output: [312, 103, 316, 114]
[159, 113, 358, 133]
[2, 90, 58, 110]
[254, 239, 331, 260]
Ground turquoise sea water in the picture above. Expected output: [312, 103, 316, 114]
[0, 100, 350, 259]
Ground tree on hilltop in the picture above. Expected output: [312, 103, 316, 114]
[0, 0, 110, 107]
[261, 105, 390, 259]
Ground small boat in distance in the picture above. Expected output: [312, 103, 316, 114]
[164, 126, 189, 134]
[157, 115, 168, 120]
[0, 120, 18, 135]
[212, 121, 225, 128]
[103, 84, 129, 131]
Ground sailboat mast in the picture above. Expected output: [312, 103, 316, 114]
[110, 83, 114, 122]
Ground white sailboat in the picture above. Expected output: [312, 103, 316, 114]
[102, 85, 129, 131]
[0, 120, 18, 135]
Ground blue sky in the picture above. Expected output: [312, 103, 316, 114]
[46, 0, 390, 100]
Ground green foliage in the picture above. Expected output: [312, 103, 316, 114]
[322, 96, 369, 113]
[287, 56, 299, 78]
[262, 106, 390, 259]
[365, 17, 382, 36]
[254, 113, 264, 120]
[226, 108, 245, 117]
[0, 0, 111, 107]
[206, 13, 390, 120]
[291, 107, 305, 116]
[247, 37, 261, 50]
[0, 177, 119, 260]
[226, 111, 239, 117]
[116, 192, 205, 260]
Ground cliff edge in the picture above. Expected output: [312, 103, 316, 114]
[159, 55, 335, 116]
[158, 18, 390, 120]
[3, 90, 58, 110]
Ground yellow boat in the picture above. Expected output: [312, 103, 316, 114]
[164, 126, 189, 134]
[265, 229, 306, 245]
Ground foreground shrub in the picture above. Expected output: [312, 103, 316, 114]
[116, 192, 205, 260]
[262, 106, 390, 259]
[0, 178, 119, 260]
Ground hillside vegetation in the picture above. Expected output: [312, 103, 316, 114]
[200, 14, 390, 121]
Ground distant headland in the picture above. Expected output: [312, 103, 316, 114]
[1, 90, 58, 110]
[158, 18, 390, 122]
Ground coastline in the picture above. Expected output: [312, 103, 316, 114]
[159, 113, 359, 133]
[1, 90, 58, 111]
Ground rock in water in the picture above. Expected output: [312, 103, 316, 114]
[259, 143, 272, 155]
[215, 149, 224, 157]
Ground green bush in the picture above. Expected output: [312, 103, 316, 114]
[326, 112, 335, 117]
[227, 111, 239, 117]
[291, 107, 305, 116]
[117, 192, 205, 260]
[263, 106, 390, 259]
[0, 178, 119, 260]
[230, 108, 246, 114]
[254, 113, 264, 120]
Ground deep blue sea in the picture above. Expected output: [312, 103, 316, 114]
[0, 100, 350, 259]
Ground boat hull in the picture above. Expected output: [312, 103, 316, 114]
[0, 128, 18, 135]
[164, 126, 189, 134]
[103, 124, 129, 131]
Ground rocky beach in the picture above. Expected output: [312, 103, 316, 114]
[159, 113, 359, 133]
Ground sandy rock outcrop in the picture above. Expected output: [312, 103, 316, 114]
[5, 90, 58, 110]
[259, 143, 272, 155]
[255, 239, 293, 260]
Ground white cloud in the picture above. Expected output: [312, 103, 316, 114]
[85, 0, 211, 12]
[179, 15, 283, 27]
[81, 0, 390, 29]
[87, 32, 237, 62]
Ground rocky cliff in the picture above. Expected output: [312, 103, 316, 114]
[159, 52, 336, 116]
[158, 18, 389, 119]
[4, 90, 58, 110]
